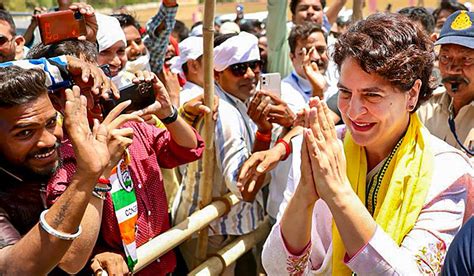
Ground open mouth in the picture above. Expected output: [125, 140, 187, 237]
[33, 148, 56, 160]
[351, 121, 376, 132]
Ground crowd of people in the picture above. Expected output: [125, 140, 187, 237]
[0, 0, 472, 275]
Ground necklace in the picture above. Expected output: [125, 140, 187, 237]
[366, 138, 404, 216]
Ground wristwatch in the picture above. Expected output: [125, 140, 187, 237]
[161, 106, 178, 124]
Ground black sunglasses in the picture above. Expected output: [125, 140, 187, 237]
[229, 60, 262, 77]
[0, 35, 13, 46]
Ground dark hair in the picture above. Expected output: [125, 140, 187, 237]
[112, 13, 141, 30]
[214, 32, 238, 47]
[0, 66, 47, 108]
[288, 22, 325, 54]
[173, 20, 189, 42]
[433, 1, 468, 21]
[27, 39, 98, 63]
[290, 0, 326, 15]
[333, 13, 435, 111]
[399, 6, 435, 34]
[0, 10, 16, 35]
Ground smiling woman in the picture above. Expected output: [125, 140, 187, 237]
[262, 13, 473, 276]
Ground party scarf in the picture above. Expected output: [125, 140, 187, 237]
[332, 113, 434, 275]
[109, 151, 138, 271]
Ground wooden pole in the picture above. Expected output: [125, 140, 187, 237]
[417, 0, 425, 7]
[352, 0, 363, 22]
[133, 193, 240, 273]
[195, 0, 217, 269]
[189, 218, 271, 276]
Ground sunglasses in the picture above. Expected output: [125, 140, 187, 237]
[0, 35, 13, 46]
[229, 60, 262, 77]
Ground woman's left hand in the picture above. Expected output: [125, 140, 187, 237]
[303, 97, 350, 201]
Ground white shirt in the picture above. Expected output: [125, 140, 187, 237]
[179, 81, 204, 106]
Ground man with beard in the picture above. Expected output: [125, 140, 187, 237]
[0, 10, 25, 62]
[0, 65, 119, 274]
[418, 10, 474, 158]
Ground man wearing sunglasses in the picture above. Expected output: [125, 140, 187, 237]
[174, 32, 270, 275]
[0, 10, 26, 62]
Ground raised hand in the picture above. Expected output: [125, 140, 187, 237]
[303, 97, 349, 201]
[183, 94, 219, 121]
[131, 71, 174, 120]
[158, 68, 180, 106]
[237, 145, 287, 197]
[258, 90, 296, 128]
[302, 47, 327, 99]
[66, 56, 119, 98]
[247, 91, 273, 133]
[63, 86, 109, 177]
[69, 3, 98, 42]
[99, 101, 143, 177]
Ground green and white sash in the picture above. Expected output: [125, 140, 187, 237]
[109, 151, 138, 271]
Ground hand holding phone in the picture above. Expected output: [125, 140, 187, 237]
[100, 82, 155, 118]
[37, 10, 87, 45]
[260, 73, 281, 98]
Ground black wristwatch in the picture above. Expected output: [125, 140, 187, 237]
[161, 106, 178, 124]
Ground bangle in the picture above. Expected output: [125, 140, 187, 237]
[92, 190, 107, 200]
[98, 177, 110, 185]
[94, 183, 112, 193]
[39, 209, 82, 240]
[255, 130, 272, 143]
[276, 139, 291, 161]
[160, 106, 178, 124]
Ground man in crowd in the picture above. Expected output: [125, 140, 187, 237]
[418, 10, 474, 159]
[433, 1, 468, 36]
[171, 35, 204, 105]
[143, 0, 179, 74]
[174, 32, 272, 275]
[266, 0, 346, 77]
[0, 59, 120, 274]
[0, 10, 25, 62]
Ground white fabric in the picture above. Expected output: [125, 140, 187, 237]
[96, 13, 127, 53]
[179, 81, 204, 106]
[189, 24, 203, 37]
[265, 131, 472, 275]
[213, 31, 260, 72]
[170, 36, 204, 78]
[220, 21, 240, 34]
[124, 49, 151, 74]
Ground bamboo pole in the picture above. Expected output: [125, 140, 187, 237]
[189, 218, 271, 276]
[196, 0, 217, 269]
[133, 193, 240, 273]
[352, 0, 363, 21]
[417, 0, 425, 7]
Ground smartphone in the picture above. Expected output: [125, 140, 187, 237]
[101, 82, 156, 118]
[260, 73, 281, 98]
[37, 10, 87, 45]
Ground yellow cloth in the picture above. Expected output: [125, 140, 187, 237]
[332, 113, 434, 275]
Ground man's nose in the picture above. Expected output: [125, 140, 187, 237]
[37, 128, 58, 149]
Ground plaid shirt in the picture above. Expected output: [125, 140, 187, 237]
[47, 122, 204, 275]
[143, 4, 178, 74]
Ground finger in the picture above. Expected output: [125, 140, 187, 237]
[110, 82, 119, 99]
[315, 99, 333, 141]
[132, 101, 159, 117]
[198, 104, 211, 114]
[309, 107, 325, 142]
[110, 127, 134, 139]
[108, 113, 143, 130]
[322, 101, 337, 139]
[92, 118, 100, 137]
[134, 70, 145, 82]
[238, 156, 260, 184]
[81, 65, 91, 85]
[142, 70, 153, 82]
[102, 100, 132, 125]
[90, 258, 105, 276]
[304, 128, 320, 160]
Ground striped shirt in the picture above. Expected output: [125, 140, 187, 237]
[173, 84, 265, 236]
[143, 4, 178, 74]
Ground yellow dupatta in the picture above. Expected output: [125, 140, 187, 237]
[332, 113, 434, 275]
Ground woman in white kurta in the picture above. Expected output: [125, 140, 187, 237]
[261, 13, 473, 275]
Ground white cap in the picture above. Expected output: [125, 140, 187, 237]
[189, 24, 203, 37]
[214, 31, 260, 72]
[96, 13, 126, 53]
[219, 21, 240, 34]
[170, 36, 204, 77]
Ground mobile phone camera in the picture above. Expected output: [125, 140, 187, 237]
[74, 11, 83, 20]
